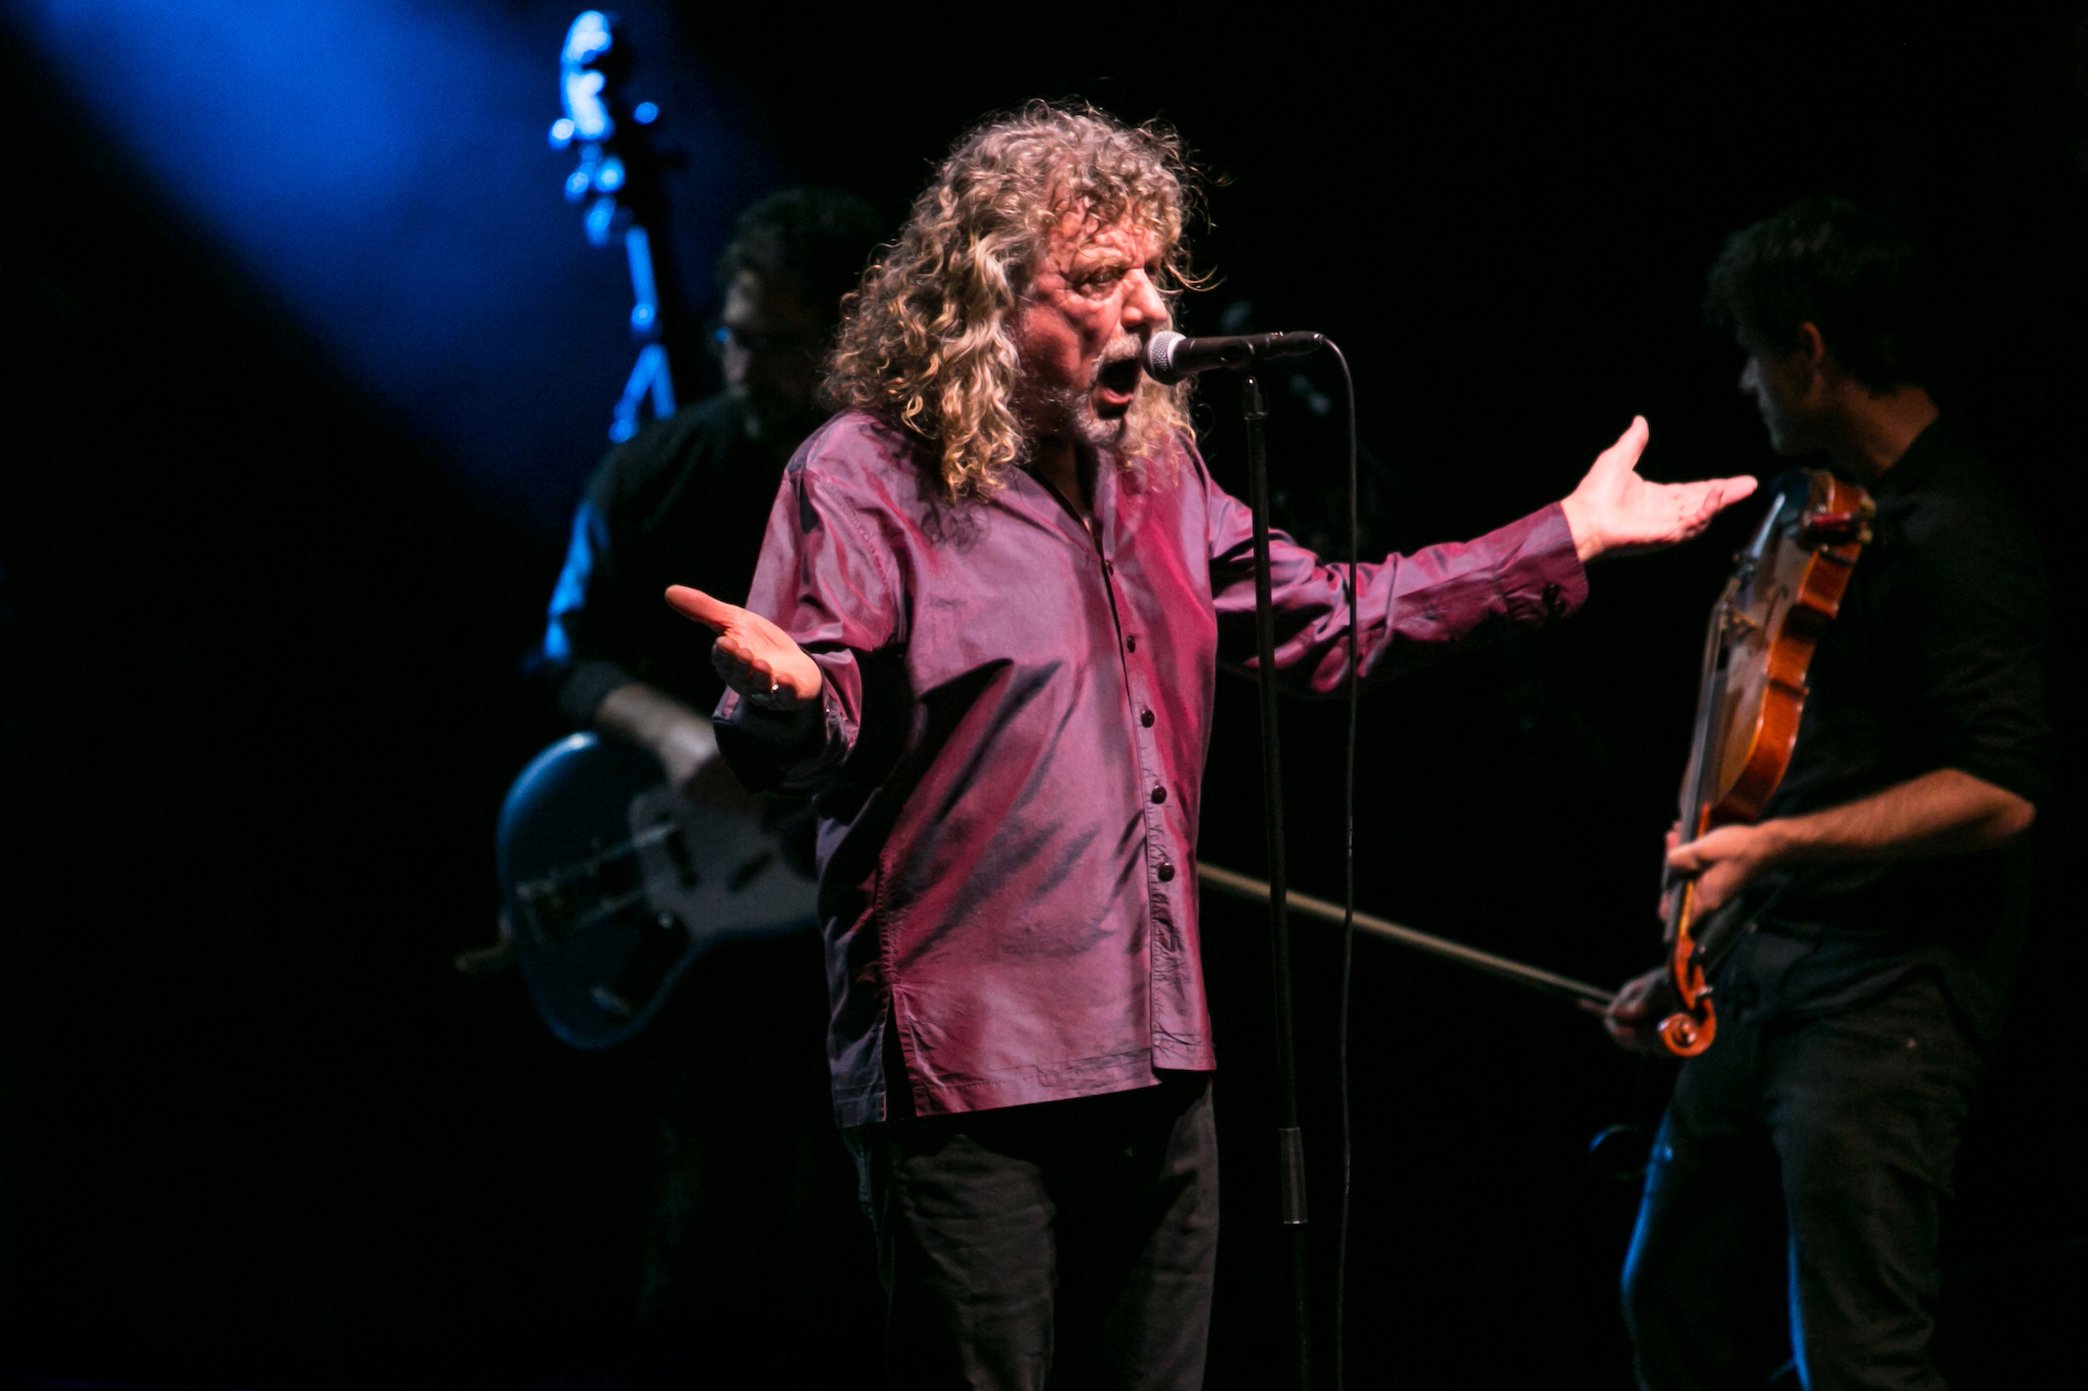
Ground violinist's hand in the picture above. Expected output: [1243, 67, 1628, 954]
[1603, 966, 1678, 1055]
[1667, 821, 1780, 919]
[1656, 822, 1682, 927]
[664, 586, 822, 711]
[1560, 417, 1758, 562]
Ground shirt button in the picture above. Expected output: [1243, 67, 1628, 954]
[1157, 860, 1175, 883]
[1104, 559, 1115, 577]
[1125, 635, 1138, 653]
[1150, 786, 1167, 804]
[1140, 708, 1155, 727]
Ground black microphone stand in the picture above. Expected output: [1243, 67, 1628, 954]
[1241, 371, 1315, 1389]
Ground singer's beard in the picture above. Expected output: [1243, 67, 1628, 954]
[1027, 372, 1172, 463]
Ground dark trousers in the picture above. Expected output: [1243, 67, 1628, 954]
[843, 1073, 1219, 1390]
[1621, 974, 1984, 1391]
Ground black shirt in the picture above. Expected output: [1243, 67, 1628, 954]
[536, 393, 792, 725]
[1717, 421, 2052, 1044]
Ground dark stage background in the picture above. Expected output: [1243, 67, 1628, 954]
[4, 5, 2085, 1387]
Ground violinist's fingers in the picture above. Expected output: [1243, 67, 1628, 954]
[1602, 966, 1680, 1052]
[1606, 1017, 1673, 1056]
[1666, 823, 1771, 920]
[1659, 829, 1682, 921]
[1666, 836, 1710, 875]
[1606, 966, 1666, 1021]
[1604, 972, 1663, 1050]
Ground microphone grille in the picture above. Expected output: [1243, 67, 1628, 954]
[1141, 331, 1185, 380]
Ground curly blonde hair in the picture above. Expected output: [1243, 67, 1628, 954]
[824, 101, 1202, 497]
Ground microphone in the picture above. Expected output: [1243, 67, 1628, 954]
[1140, 329, 1326, 384]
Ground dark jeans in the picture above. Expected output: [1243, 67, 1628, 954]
[843, 1073, 1219, 1390]
[1621, 974, 1985, 1391]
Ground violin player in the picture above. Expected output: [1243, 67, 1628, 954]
[1605, 200, 2053, 1391]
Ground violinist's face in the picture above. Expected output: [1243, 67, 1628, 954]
[1738, 333, 1822, 456]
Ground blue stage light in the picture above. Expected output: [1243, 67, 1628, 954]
[17, 0, 781, 537]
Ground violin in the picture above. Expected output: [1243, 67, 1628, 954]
[1654, 469, 1873, 1056]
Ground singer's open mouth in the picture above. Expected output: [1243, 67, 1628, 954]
[1097, 354, 1141, 407]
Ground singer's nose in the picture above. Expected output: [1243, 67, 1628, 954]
[1123, 268, 1167, 329]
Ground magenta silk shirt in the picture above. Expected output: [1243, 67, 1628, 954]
[716, 412, 1587, 1126]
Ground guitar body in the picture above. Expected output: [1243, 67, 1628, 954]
[497, 734, 816, 1049]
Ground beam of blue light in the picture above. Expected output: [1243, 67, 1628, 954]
[13, 0, 780, 534]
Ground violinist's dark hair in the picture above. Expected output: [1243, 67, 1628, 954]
[1705, 198, 1928, 391]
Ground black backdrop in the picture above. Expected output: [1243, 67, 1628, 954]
[4, 7, 2085, 1387]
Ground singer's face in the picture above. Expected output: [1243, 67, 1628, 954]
[1012, 212, 1171, 452]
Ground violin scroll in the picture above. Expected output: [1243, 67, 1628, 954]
[1656, 1009, 1715, 1056]
[1655, 880, 1718, 1057]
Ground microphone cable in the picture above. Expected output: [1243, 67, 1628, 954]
[1327, 339, 1360, 1391]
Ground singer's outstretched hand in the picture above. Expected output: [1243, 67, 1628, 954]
[664, 586, 822, 711]
[1560, 417, 1758, 562]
